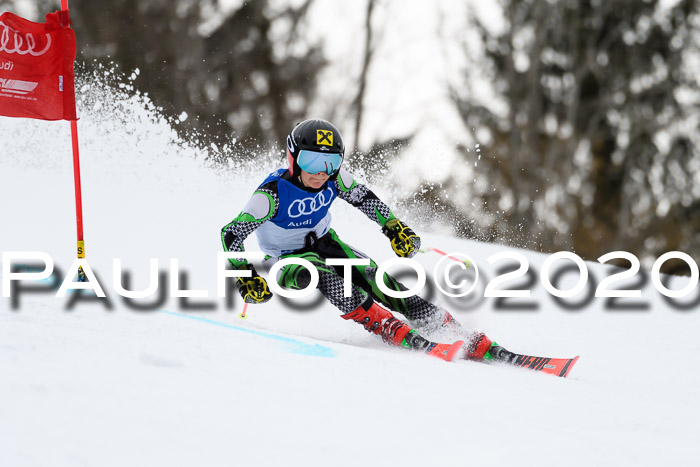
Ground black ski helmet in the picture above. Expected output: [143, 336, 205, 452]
[286, 119, 345, 179]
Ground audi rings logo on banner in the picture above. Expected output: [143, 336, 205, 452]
[0, 21, 52, 56]
[288, 189, 334, 218]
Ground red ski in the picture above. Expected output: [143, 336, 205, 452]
[485, 344, 579, 377]
[509, 353, 580, 378]
[426, 340, 465, 362]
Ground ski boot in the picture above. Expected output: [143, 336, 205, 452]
[342, 300, 464, 362]
[463, 333, 494, 360]
[462, 333, 518, 364]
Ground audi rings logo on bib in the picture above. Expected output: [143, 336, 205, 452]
[288, 188, 333, 218]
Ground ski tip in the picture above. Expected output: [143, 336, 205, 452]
[427, 339, 465, 362]
[559, 355, 580, 378]
[446, 340, 465, 362]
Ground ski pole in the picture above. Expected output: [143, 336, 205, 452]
[238, 302, 249, 320]
[419, 246, 471, 268]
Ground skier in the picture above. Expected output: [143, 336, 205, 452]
[221, 119, 511, 362]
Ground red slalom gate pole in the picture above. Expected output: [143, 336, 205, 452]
[61, 0, 87, 280]
[71, 120, 85, 255]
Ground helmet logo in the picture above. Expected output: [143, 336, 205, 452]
[316, 130, 333, 146]
[286, 135, 296, 154]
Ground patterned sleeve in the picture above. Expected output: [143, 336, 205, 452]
[333, 168, 395, 227]
[220, 181, 278, 269]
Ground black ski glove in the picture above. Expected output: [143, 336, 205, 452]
[236, 265, 273, 304]
[382, 218, 421, 258]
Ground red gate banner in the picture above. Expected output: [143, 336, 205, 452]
[0, 10, 77, 121]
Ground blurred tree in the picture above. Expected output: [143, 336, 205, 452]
[8, 0, 326, 153]
[344, 0, 413, 182]
[449, 0, 700, 270]
[352, 0, 377, 151]
[0, 0, 34, 16]
[202, 0, 325, 150]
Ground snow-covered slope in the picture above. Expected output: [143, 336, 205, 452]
[1, 72, 699, 467]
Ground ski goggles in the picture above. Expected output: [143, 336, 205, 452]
[297, 150, 343, 175]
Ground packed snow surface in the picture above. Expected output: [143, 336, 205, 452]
[1, 72, 699, 467]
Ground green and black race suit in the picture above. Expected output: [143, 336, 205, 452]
[221, 168, 445, 327]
